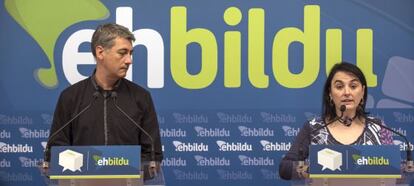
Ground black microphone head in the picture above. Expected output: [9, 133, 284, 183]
[340, 105, 346, 112]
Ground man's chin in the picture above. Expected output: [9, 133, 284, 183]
[118, 71, 128, 78]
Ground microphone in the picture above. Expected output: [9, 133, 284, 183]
[312, 105, 346, 132]
[42, 92, 99, 169]
[294, 105, 346, 178]
[365, 117, 413, 173]
[110, 92, 158, 178]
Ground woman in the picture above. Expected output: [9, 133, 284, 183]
[278, 62, 393, 180]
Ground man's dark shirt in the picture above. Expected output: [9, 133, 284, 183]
[47, 75, 163, 162]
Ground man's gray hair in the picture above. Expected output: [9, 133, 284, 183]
[91, 23, 135, 57]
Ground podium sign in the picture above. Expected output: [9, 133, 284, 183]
[49, 145, 141, 179]
[309, 145, 401, 179]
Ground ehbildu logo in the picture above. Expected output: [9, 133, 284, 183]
[93, 155, 130, 166]
[19, 127, 49, 138]
[41, 142, 47, 150]
[216, 140, 252, 151]
[393, 140, 414, 152]
[261, 169, 279, 180]
[260, 112, 296, 123]
[238, 126, 274, 137]
[160, 128, 187, 137]
[161, 157, 187, 167]
[352, 154, 390, 166]
[216, 112, 252, 124]
[0, 130, 11, 139]
[260, 140, 291, 151]
[0, 171, 32, 182]
[173, 113, 208, 124]
[0, 142, 33, 153]
[0, 159, 11, 168]
[173, 169, 208, 180]
[0, 114, 32, 125]
[281, 125, 300, 136]
[19, 156, 42, 168]
[194, 155, 230, 166]
[173, 141, 209, 152]
[41, 113, 53, 125]
[217, 169, 253, 180]
[194, 126, 230, 137]
[5, 2, 377, 89]
[393, 112, 414, 123]
[238, 155, 274, 166]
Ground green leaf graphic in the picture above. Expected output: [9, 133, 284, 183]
[352, 154, 361, 161]
[92, 155, 101, 162]
[5, 0, 109, 88]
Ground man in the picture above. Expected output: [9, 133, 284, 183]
[45, 23, 163, 166]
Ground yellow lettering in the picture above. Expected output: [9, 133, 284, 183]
[357, 29, 376, 87]
[248, 8, 269, 88]
[224, 7, 242, 88]
[326, 29, 342, 75]
[170, 6, 218, 89]
[272, 5, 320, 88]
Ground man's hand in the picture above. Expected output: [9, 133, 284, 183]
[148, 161, 161, 178]
[296, 164, 309, 179]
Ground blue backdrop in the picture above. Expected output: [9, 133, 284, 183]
[1, 0, 413, 185]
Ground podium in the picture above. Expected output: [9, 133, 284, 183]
[299, 145, 403, 186]
[40, 145, 165, 186]
[305, 178, 396, 186]
[45, 176, 143, 186]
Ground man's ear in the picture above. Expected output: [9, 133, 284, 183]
[95, 46, 105, 61]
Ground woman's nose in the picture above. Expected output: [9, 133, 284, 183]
[343, 86, 351, 95]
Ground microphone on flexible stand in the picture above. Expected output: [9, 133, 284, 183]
[42, 92, 100, 169]
[365, 117, 413, 173]
[296, 105, 346, 178]
[110, 92, 158, 178]
[295, 105, 346, 178]
[312, 105, 347, 132]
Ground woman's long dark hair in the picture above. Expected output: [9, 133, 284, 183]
[322, 62, 368, 122]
